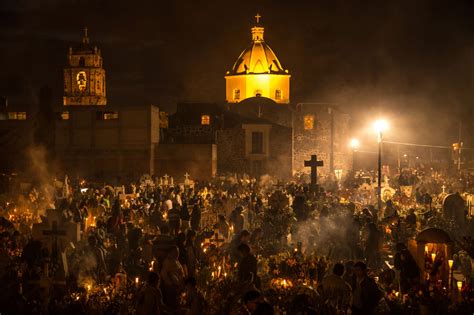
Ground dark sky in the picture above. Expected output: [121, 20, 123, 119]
[1, 0, 474, 144]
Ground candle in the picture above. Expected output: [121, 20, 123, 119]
[424, 245, 428, 254]
[448, 259, 454, 269]
[431, 253, 436, 262]
[457, 281, 462, 292]
[135, 277, 139, 287]
[218, 266, 221, 278]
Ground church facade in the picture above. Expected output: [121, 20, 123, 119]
[161, 19, 352, 180]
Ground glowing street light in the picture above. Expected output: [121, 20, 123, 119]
[373, 119, 389, 142]
[373, 119, 389, 218]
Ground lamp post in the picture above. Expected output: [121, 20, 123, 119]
[373, 119, 388, 218]
[350, 138, 360, 171]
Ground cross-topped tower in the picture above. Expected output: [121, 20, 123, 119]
[82, 26, 89, 44]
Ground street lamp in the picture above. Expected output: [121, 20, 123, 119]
[373, 119, 388, 218]
[350, 138, 360, 171]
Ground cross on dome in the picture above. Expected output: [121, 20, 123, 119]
[255, 13, 261, 24]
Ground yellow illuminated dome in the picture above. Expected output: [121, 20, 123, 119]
[225, 17, 290, 104]
[230, 27, 287, 75]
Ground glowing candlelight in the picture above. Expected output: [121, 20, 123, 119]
[294, 248, 298, 252]
[395, 291, 399, 298]
[135, 277, 139, 286]
[211, 272, 215, 280]
[224, 272, 227, 278]
[282, 279, 288, 289]
[448, 259, 454, 269]
[457, 281, 462, 292]
[218, 266, 221, 278]
[424, 245, 429, 254]
[87, 284, 91, 292]
[431, 253, 436, 262]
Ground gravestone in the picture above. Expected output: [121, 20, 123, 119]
[304, 155, 324, 193]
[443, 193, 466, 224]
[32, 209, 80, 277]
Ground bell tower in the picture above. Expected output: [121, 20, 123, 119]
[63, 28, 106, 106]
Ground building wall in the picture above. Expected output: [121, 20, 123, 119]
[55, 105, 159, 180]
[155, 143, 217, 180]
[293, 105, 352, 178]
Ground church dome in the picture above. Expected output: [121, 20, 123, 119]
[228, 26, 287, 75]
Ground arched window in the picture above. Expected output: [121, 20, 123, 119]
[233, 89, 240, 101]
[304, 115, 314, 130]
[201, 115, 210, 125]
[275, 89, 282, 100]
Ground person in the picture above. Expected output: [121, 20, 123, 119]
[365, 222, 382, 269]
[185, 230, 198, 278]
[318, 262, 352, 313]
[229, 230, 251, 263]
[136, 272, 165, 315]
[190, 203, 201, 232]
[237, 243, 260, 289]
[160, 246, 185, 309]
[153, 225, 175, 269]
[215, 214, 230, 240]
[351, 261, 382, 315]
[176, 232, 188, 277]
[242, 290, 261, 314]
[230, 206, 244, 234]
[168, 206, 181, 236]
[394, 246, 419, 293]
[184, 277, 206, 315]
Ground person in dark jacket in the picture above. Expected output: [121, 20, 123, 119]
[351, 261, 382, 315]
[237, 243, 260, 289]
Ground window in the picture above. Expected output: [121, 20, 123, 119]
[58, 111, 69, 120]
[233, 89, 240, 101]
[8, 112, 27, 120]
[97, 111, 119, 120]
[201, 115, 210, 125]
[251, 132, 264, 154]
[79, 57, 85, 67]
[304, 115, 314, 130]
[275, 89, 282, 100]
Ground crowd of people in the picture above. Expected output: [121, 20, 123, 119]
[0, 168, 473, 314]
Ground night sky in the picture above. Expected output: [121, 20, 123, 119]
[1, 0, 474, 144]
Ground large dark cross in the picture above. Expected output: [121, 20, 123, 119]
[43, 221, 66, 264]
[304, 155, 324, 191]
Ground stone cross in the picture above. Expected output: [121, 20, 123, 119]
[207, 232, 226, 247]
[32, 209, 80, 277]
[304, 155, 324, 191]
[184, 173, 191, 183]
[441, 184, 446, 194]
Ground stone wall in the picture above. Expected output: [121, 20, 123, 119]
[293, 104, 352, 178]
[216, 127, 246, 174]
[155, 143, 217, 180]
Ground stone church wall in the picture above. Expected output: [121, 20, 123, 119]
[293, 105, 352, 178]
[216, 127, 246, 174]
